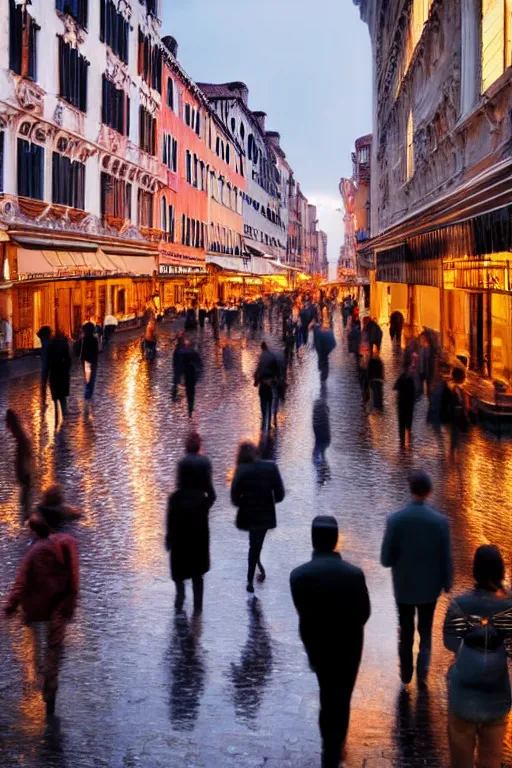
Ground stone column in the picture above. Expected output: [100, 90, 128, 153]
[460, 0, 480, 117]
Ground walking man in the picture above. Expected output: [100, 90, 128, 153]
[381, 471, 453, 691]
[290, 516, 371, 768]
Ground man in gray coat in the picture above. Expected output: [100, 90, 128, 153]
[381, 470, 453, 690]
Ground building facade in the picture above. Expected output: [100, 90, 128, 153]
[356, 0, 512, 382]
[338, 134, 372, 282]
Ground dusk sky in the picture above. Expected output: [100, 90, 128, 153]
[162, 0, 372, 270]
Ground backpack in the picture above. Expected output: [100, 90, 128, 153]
[452, 602, 510, 689]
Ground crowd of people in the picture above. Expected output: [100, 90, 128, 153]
[4, 288, 507, 768]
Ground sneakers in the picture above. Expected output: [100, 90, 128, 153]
[246, 582, 255, 594]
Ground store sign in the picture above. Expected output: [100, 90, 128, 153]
[159, 264, 206, 276]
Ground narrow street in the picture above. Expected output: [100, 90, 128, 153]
[1, 318, 512, 768]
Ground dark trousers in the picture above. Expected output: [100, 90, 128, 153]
[175, 576, 204, 614]
[370, 379, 383, 409]
[398, 407, 414, 447]
[84, 363, 97, 401]
[247, 529, 267, 584]
[318, 356, 329, 382]
[185, 375, 196, 416]
[259, 384, 273, 431]
[397, 601, 437, 684]
[316, 665, 358, 768]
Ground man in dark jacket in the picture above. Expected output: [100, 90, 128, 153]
[181, 340, 202, 417]
[172, 333, 185, 401]
[290, 517, 371, 768]
[254, 342, 280, 432]
[381, 471, 453, 690]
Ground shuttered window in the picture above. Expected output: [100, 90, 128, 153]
[52, 153, 85, 209]
[59, 38, 88, 112]
[100, 0, 129, 64]
[167, 79, 174, 110]
[137, 189, 154, 228]
[101, 173, 131, 219]
[56, 0, 88, 30]
[9, 0, 39, 79]
[139, 107, 156, 155]
[138, 29, 162, 92]
[17, 138, 44, 200]
[162, 133, 178, 172]
[102, 75, 130, 135]
[185, 150, 192, 184]
[482, 0, 511, 90]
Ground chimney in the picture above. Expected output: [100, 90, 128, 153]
[253, 111, 267, 133]
[226, 82, 249, 105]
[162, 36, 178, 59]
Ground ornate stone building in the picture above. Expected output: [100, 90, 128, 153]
[356, 0, 512, 382]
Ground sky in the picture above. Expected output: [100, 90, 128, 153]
[162, 0, 372, 272]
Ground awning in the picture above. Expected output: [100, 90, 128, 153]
[207, 254, 288, 276]
[16, 247, 157, 280]
[102, 253, 156, 276]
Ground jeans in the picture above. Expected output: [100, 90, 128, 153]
[175, 576, 204, 614]
[448, 712, 507, 768]
[247, 529, 267, 584]
[185, 375, 196, 416]
[316, 665, 357, 768]
[30, 610, 68, 706]
[397, 602, 437, 684]
[84, 363, 97, 401]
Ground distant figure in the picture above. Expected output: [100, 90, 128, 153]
[5, 514, 79, 718]
[143, 316, 157, 360]
[312, 394, 331, 462]
[449, 367, 468, 452]
[184, 306, 198, 331]
[47, 330, 71, 427]
[81, 321, 99, 405]
[254, 342, 280, 432]
[368, 350, 384, 410]
[37, 325, 52, 405]
[198, 306, 208, 329]
[103, 314, 118, 345]
[394, 363, 416, 448]
[389, 311, 404, 346]
[166, 433, 216, 614]
[381, 471, 453, 691]
[313, 325, 336, 383]
[172, 332, 185, 401]
[181, 340, 202, 417]
[209, 304, 220, 341]
[291, 516, 371, 768]
[444, 545, 512, 768]
[37, 484, 82, 531]
[6, 409, 33, 520]
[366, 318, 383, 356]
[231, 441, 285, 594]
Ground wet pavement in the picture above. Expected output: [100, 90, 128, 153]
[1, 316, 512, 768]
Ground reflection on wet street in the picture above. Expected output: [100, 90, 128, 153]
[2, 318, 512, 767]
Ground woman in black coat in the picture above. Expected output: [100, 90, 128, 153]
[166, 433, 215, 614]
[231, 441, 285, 594]
[47, 331, 71, 427]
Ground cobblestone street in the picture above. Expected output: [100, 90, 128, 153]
[1, 318, 512, 768]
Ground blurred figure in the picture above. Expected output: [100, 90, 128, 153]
[449, 367, 468, 453]
[312, 393, 331, 462]
[184, 305, 198, 331]
[209, 303, 220, 341]
[181, 340, 202, 417]
[390, 310, 404, 346]
[394, 363, 416, 449]
[172, 332, 185, 401]
[313, 324, 336, 383]
[381, 471, 453, 691]
[198, 305, 208, 329]
[290, 516, 371, 768]
[230, 598, 273, 723]
[142, 316, 157, 360]
[254, 342, 280, 433]
[5, 514, 79, 718]
[231, 441, 285, 594]
[37, 325, 52, 406]
[37, 484, 82, 531]
[368, 349, 384, 410]
[444, 545, 512, 768]
[6, 408, 33, 520]
[103, 314, 118, 345]
[47, 330, 71, 427]
[366, 318, 383, 356]
[80, 321, 98, 407]
[348, 318, 361, 357]
[166, 433, 215, 614]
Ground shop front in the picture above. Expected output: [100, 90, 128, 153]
[157, 260, 209, 310]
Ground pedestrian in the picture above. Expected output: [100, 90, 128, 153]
[172, 332, 184, 401]
[312, 394, 331, 462]
[184, 305, 198, 331]
[103, 314, 118, 345]
[290, 516, 371, 768]
[347, 319, 361, 357]
[394, 363, 417, 448]
[80, 321, 98, 407]
[443, 545, 512, 768]
[198, 305, 208, 329]
[37, 325, 52, 406]
[209, 304, 220, 340]
[166, 433, 216, 614]
[254, 342, 279, 432]
[6, 408, 33, 521]
[368, 349, 384, 410]
[4, 513, 79, 717]
[37, 484, 82, 530]
[47, 330, 71, 427]
[367, 318, 383, 356]
[381, 470, 453, 691]
[313, 324, 336, 383]
[389, 311, 404, 345]
[449, 367, 468, 453]
[231, 440, 285, 594]
[181, 339, 202, 417]
[142, 315, 157, 360]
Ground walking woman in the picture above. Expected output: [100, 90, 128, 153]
[47, 330, 71, 427]
[80, 322, 98, 409]
[444, 545, 512, 768]
[231, 441, 285, 593]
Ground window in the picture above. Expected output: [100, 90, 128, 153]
[100, 0, 129, 64]
[195, 110, 201, 136]
[59, 38, 89, 112]
[240, 123, 245, 140]
[162, 133, 178, 172]
[357, 146, 370, 164]
[193, 154, 198, 187]
[144, 0, 158, 17]
[167, 78, 174, 110]
[102, 75, 130, 135]
[482, 0, 512, 91]
[186, 150, 192, 184]
[56, 0, 88, 29]
[17, 138, 44, 200]
[226, 144, 230, 165]
[52, 152, 85, 209]
[406, 111, 414, 181]
[248, 134, 254, 161]
[138, 29, 162, 92]
[9, 0, 39, 80]
[165, 204, 175, 242]
[161, 196, 167, 232]
[101, 172, 131, 219]
[139, 107, 156, 155]
[137, 188, 154, 228]
[199, 161, 205, 191]
[184, 103, 191, 127]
